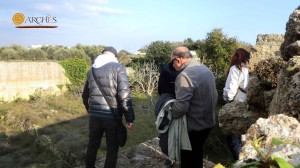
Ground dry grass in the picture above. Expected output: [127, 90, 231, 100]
[0, 92, 158, 168]
[0, 92, 233, 167]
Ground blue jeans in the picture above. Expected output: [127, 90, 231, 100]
[227, 135, 242, 160]
[85, 117, 119, 168]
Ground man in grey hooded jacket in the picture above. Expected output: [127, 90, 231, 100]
[170, 46, 217, 168]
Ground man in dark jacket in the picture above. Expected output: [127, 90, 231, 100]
[155, 61, 178, 165]
[158, 62, 178, 96]
[82, 46, 135, 168]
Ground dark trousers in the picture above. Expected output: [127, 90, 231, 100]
[159, 131, 168, 156]
[226, 135, 242, 160]
[180, 128, 211, 168]
[86, 117, 119, 168]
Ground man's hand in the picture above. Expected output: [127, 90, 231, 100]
[127, 122, 134, 130]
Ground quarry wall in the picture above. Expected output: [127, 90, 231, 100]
[0, 61, 69, 102]
[249, 34, 284, 71]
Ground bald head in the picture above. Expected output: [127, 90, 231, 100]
[171, 46, 192, 60]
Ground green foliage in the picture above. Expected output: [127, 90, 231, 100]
[74, 44, 105, 63]
[180, 28, 251, 80]
[118, 50, 133, 66]
[287, 64, 300, 74]
[29, 48, 48, 60]
[183, 38, 198, 50]
[241, 137, 297, 168]
[132, 41, 175, 68]
[0, 47, 18, 60]
[145, 41, 174, 62]
[201, 28, 239, 77]
[13, 93, 26, 103]
[0, 44, 102, 63]
[215, 76, 227, 105]
[69, 48, 87, 59]
[0, 45, 29, 60]
[29, 89, 42, 101]
[271, 137, 299, 148]
[204, 122, 234, 166]
[194, 40, 207, 62]
[59, 58, 89, 91]
[0, 91, 158, 167]
[57, 84, 64, 91]
[53, 48, 71, 60]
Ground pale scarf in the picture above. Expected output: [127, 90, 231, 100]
[92, 52, 118, 68]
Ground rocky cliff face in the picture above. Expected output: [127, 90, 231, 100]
[269, 5, 300, 120]
[280, 6, 300, 61]
[0, 62, 69, 102]
[219, 6, 300, 167]
[249, 34, 284, 72]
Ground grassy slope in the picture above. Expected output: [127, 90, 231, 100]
[0, 92, 233, 168]
[0, 92, 158, 168]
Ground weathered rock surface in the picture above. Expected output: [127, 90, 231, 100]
[280, 6, 300, 61]
[220, 6, 300, 166]
[268, 56, 300, 120]
[249, 34, 284, 72]
[288, 70, 300, 119]
[255, 57, 287, 89]
[247, 76, 267, 110]
[256, 34, 284, 46]
[226, 6, 300, 126]
[218, 101, 267, 136]
[247, 75, 277, 113]
[76, 138, 216, 168]
[234, 114, 300, 167]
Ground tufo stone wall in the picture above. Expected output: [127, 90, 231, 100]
[249, 34, 284, 72]
[0, 61, 69, 102]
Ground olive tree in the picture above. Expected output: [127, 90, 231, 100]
[29, 48, 48, 60]
[0, 48, 18, 60]
[130, 61, 160, 104]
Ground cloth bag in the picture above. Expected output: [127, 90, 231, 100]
[117, 121, 127, 147]
[233, 89, 247, 102]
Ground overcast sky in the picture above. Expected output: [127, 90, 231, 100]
[0, 0, 299, 52]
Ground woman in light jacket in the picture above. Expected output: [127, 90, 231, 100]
[223, 48, 250, 103]
[223, 48, 250, 160]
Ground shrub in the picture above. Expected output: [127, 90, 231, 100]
[59, 58, 89, 92]
[215, 76, 227, 106]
